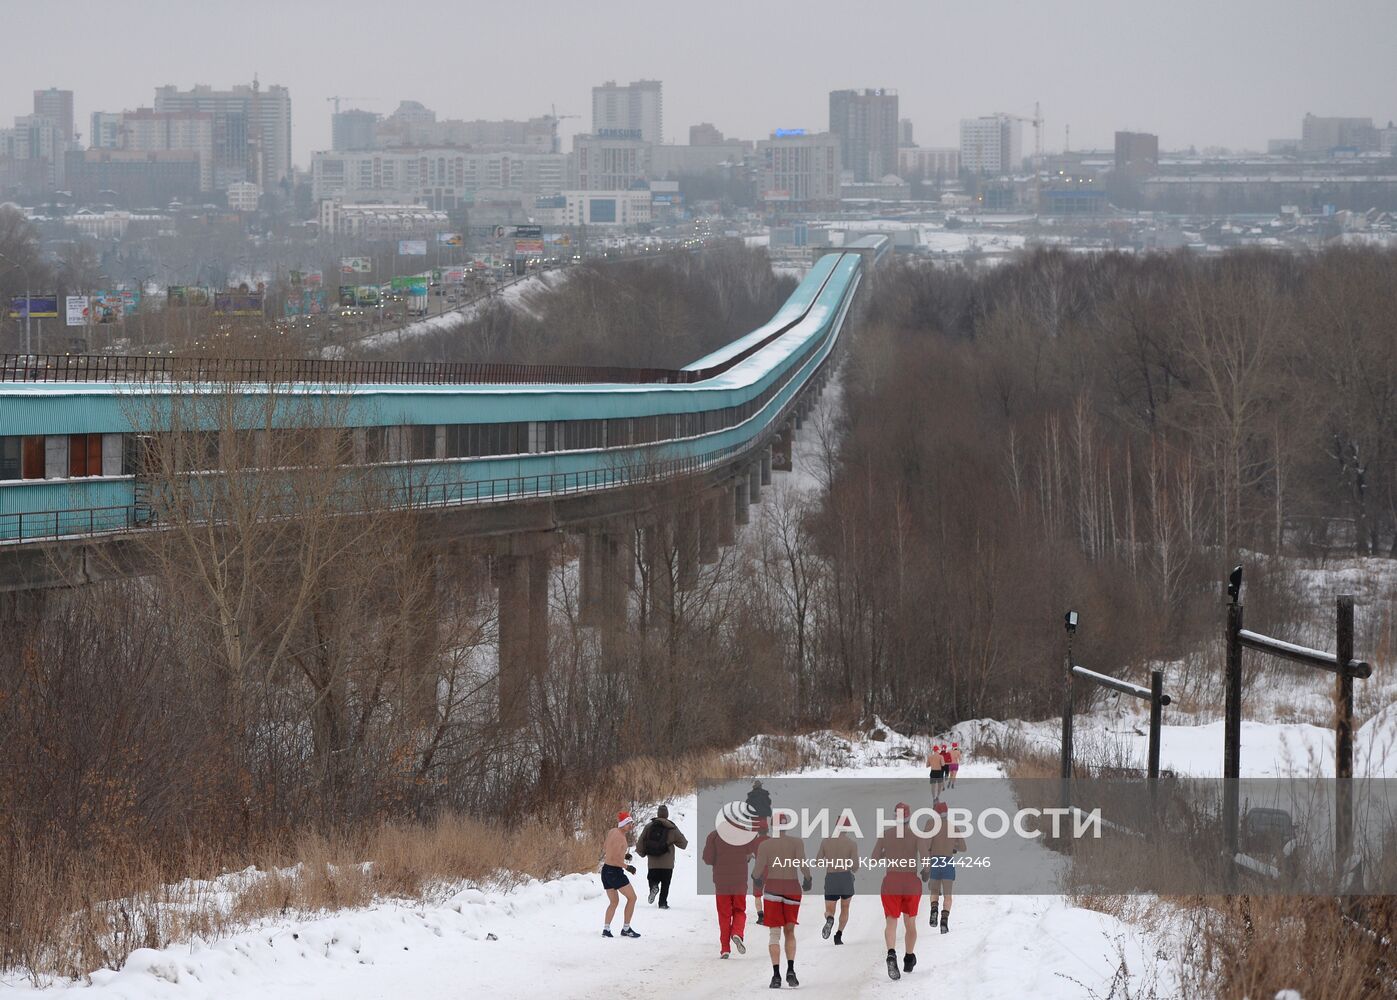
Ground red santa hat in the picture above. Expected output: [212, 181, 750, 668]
[617, 811, 633, 828]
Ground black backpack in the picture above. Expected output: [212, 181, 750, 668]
[641, 820, 669, 858]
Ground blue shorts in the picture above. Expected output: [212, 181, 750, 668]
[928, 856, 956, 882]
[601, 864, 630, 891]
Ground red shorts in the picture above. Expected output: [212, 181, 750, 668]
[881, 893, 921, 918]
[762, 899, 800, 927]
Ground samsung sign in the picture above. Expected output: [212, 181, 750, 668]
[774, 128, 807, 137]
[597, 128, 643, 140]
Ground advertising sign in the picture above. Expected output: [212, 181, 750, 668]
[289, 270, 303, 286]
[397, 240, 427, 256]
[391, 276, 428, 294]
[213, 291, 265, 316]
[8, 295, 59, 319]
[284, 289, 328, 317]
[340, 256, 372, 274]
[436, 232, 463, 246]
[355, 285, 380, 306]
[513, 238, 545, 258]
[443, 268, 466, 284]
[774, 128, 807, 137]
[597, 128, 643, 140]
[304, 270, 323, 287]
[514, 224, 543, 239]
[65, 295, 89, 327]
[338, 285, 357, 307]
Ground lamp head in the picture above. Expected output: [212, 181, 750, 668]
[1064, 610, 1079, 635]
[1227, 566, 1243, 603]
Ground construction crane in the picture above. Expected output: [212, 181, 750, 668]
[994, 103, 1045, 212]
[326, 96, 376, 114]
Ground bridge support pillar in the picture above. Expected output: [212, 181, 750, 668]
[495, 554, 530, 728]
[748, 464, 761, 505]
[760, 448, 773, 486]
[643, 521, 673, 627]
[494, 534, 557, 726]
[718, 485, 737, 546]
[734, 477, 750, 527]
[578, 531, 598, 624]
[676, 507, 699, 591]
[699, 495, 720, 565]
[527, 548, 550, 680]
[773, 424, 794, 472]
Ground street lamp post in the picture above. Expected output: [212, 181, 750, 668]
[0, 250, 33, 355]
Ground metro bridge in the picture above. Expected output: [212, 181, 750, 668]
[0, 239, 888, 693]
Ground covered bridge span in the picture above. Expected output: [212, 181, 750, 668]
[0, 240, 882, 550]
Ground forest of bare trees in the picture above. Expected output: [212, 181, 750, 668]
[2, 244, 1395, 979]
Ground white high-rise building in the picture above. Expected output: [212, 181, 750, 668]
[591, 80, 663, 144]
[959, 115, 1022, 176]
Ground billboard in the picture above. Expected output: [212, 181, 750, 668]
[588, 198, 617, 223]
[355, 285, 380, 306]
[213, 291, 265, 316]
[443, 267, 466, 284]
[514, 224, 543, 239]
[65, 295, 89, 327]
[436, 232, 463, 246]
[340, 256, 372, 274]
[514, 238, 545, 258]
[391, 275, 428, 294]
[774, 128, 807, 137]
[597, 128, 643, 140]
[284, 289, 328, 317]
[338, 285, 357, 307]
[304, 270, 323, 287]
[167, 285, 211, 306]
[398, 239, 427, 256]
[8, 295, 59, 319]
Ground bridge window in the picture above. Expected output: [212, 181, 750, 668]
[68, 434, 104, 478]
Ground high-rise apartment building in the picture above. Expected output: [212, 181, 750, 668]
[153, 80, 292, 190]
[33, 89, 74, 145]
[1114, 131, 1159, 178]
[592, 80, 663, 144]
[332, 109, 379, 151]
[828, 89, 898, 181]
[959, 115, 1023, 176]
[90, 112, 124, 150]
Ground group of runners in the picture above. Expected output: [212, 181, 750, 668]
[599, 742, 969, 988]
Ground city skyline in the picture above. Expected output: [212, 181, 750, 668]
[3, 0, 1395, 169]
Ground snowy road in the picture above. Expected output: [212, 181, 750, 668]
[31, 756, 1171, 999]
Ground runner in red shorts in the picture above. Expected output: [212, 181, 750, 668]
[752, 821, 810, 989]
[871, 801, 931, 981]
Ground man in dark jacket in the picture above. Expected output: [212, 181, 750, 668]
[640, 804, 689, 909]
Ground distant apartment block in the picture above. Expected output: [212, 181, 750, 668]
[959, 115, 1022, 176]
[318, 200, 451, 238]
[1301, 114, 1378, 155]
[1114, 131, 1159, 178]
[153, 80, 292, 190]
[311, 147, 565, 209]
[689, 123, 724, 146]
[897, 146, 959, 182]
[571, 133, 652, 190]
[756, 131, 841, 209]
[829, 88, 899, 181]
[332, 109, 379, 151]
[592, 80, 663, 144]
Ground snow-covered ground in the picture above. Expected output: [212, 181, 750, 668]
[341, 268, 569, 354]
[6, 739, 1173, 999]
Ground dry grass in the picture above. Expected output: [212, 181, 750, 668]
[1, 739, 815, 983]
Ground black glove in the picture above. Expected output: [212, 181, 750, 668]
[624, 852, 633, 862]
[919, 866, 931, 884]
[801, 874, 813, 892]
[625, 865, 637, 875]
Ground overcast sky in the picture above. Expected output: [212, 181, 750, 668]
[5, 0, 1395, 166]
